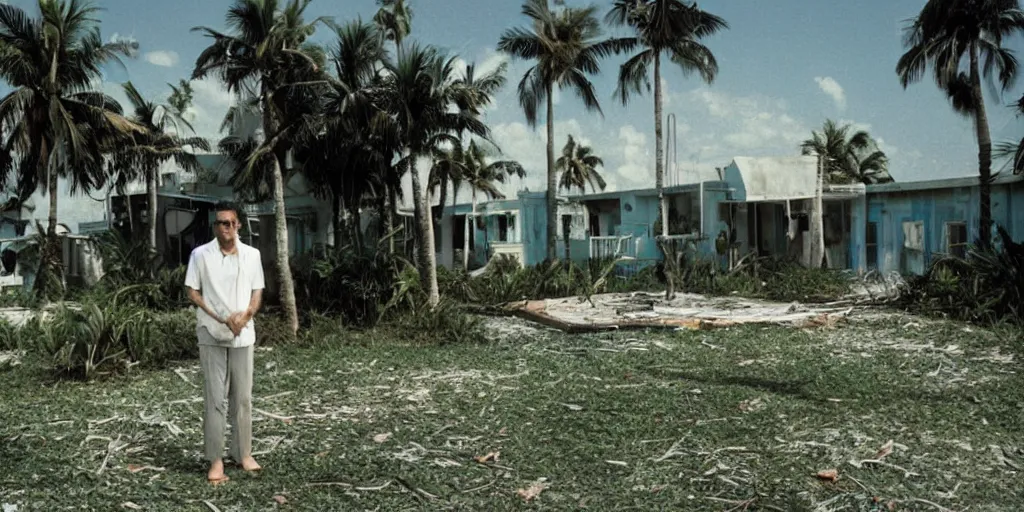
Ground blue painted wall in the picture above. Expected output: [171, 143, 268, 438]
[865, 178, 1023, 274]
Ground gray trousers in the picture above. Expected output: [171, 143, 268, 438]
[198, 329, 254, 462]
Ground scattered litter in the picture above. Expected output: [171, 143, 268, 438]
[516, 478, 548, 502]
[816, 469, 839, 482]
[3, 504, 17, 512]
[560, 403, 583, 411]
[605, 460, 628, 467]
[272, 495, 287, 505]
[738, 397, 765, 413]
[372, 432, 392, 444]
[875, 440, 894, 460]
[473, 451, 499, 464]
[0, 350, 24, 368]
[120, 503, 141, 510]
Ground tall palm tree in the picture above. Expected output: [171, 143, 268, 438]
[497, 0, 630, 262]
[800, 119, 891, 184]
[607, 0, 727, 299]
[374, 0, 412, 252]
[380, 43, 490, 306]
[109, 81, 211, 259]
[897, 0, 1024, 247]
[556, 135, 606, 194]
[192, 0, 328, 336]
[0, 0, 141, 297]
[300, 19, 394, 250]
[993, 92, 1024, 175]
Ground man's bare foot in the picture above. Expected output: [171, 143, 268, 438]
[239, 456, 262, 472]
[207, 459, 229, 484]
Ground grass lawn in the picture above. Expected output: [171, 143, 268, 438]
[2, 308, 1023, 511]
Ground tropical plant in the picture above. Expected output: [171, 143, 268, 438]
[378, 43, 491, 307]
[0, 0, 141, 298]
[994, 92, 1024, 174]
[498, 0, 630, 262]
[108, 81, 211, 257]
[556, 135, 606, 194]
[607, 0, 727, 300]
[800, 119, 891, 184]
[897, 0, 1024, 247]
[192, 0, 329, 336]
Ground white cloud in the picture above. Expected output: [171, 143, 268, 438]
[144, 50, 180, 68]
[814, 76, 846, 111]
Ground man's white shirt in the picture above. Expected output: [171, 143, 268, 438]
[185, 240, 265, 348]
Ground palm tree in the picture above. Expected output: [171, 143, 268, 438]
[0, 0, 141, 297]
[380, 43, 490, 306]
[993, 93, 1024, 174]
[436, 140, 524, 269]
[607, 0, 727, 299]
[109, 81, 211, 259]
[374, 0, 412, 252]
[897, 0, 1024, 247]
[800, 119, 891, 184]
[557, 135, 606, 194]
[497, 0, 630, 262]
[192, 0, 328, 336]
[431, 61, 509, 226]
[300, 19, 394, 251]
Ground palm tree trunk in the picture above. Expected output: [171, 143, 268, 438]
[970, 42, 993, 248]
[332, 194, 342, 247]
[464, 192, 475, 269]
[262, 97, 299, 337]
[409, 150, 439, 306]
[35, 146, 61, 298]
[147, 166, 158, 264]
[654, 53, 675, 300]
[546, 83, 557, 262]
[388, 185, 398, 254]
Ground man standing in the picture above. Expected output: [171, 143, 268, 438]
[184, 201, 265, 484]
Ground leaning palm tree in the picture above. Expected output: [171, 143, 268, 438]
[0, 0, 141, 297]
[557, 135, 606, 195]
[897, 0, 1024, 247]
[449, 140, 525, 269]
[800, 119, 891, 184]
[498, 0, 630, 262]
[192, 0, 328, 336]
[379, 43, 490, 306]
[109, 81, 211, 259]
[607, 0, 727, 299]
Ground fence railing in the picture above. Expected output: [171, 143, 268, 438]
[589, 235, 639, 260]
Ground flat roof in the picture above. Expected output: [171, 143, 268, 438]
[867, 173, 1024, 193]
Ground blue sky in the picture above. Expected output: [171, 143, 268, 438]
[7, 0, 1024, 199]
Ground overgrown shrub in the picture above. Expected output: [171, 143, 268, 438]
[291, 242, 407, 327]
[383, 299, 488, 346]
[900, 227, 1024, 326]
[26, 300, 197, 380]
[87, 231, 189, 311]
[671, 255, 852, 302]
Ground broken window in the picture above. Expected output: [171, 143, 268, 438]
[866, 222, 878, 270]
[946, 221, 967, 259]
[902, 221, 924, 251]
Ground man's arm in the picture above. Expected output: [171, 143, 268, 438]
[187, 286, 227, 324]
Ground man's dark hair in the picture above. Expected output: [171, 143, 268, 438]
[214, 201, 241, 220]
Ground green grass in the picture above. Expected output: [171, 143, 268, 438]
[2, 310, 1023, 511]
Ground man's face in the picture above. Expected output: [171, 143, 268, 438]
[214, 210, 240, 244]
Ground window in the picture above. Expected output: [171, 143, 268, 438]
[865, 222, 878, 269]
[497, 215, 509, 242]
[947, 222, 967, 258]
[902, 221, 924, 251]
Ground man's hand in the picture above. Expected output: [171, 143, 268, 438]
[226, 312, 247, 336]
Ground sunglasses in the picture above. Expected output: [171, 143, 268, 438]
[214, 220, 237, 228]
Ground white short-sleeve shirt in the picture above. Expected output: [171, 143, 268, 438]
[184, 240, 266, 348]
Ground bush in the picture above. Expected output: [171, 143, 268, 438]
[900, 226, 1024, 326]
[382, 299, 488, 346]
[291, 242, 407, 327]
[671, 255, 851, 302]
[86, 231, 189, 311]
[25, 300, 197, 380]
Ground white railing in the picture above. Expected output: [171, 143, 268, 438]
[589, 235, 639, 260]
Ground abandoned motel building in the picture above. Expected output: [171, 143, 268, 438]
[1, 152, 1022, 293]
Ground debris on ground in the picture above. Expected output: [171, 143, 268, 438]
[501, 292, 855, 332]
